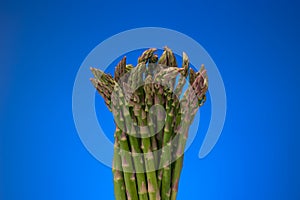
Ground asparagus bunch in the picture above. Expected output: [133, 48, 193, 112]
[90, 47, 208, 200]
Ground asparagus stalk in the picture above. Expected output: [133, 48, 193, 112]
[146, 52, 159, 159]
[118, 88, 149, 200]
[114, 57, 149, 200]
[156, 48, 178, 199]
[144, 75, 159, 168]
[92, 65, 140, 200]
[135, 63, 160, 200]
[170, 66, 208, 200]
[111, 87, 139, 200]
[112, 129, 127, 200]
[122, 49, 161, 200]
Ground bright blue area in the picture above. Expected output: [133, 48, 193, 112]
[1, 0, 300, 199]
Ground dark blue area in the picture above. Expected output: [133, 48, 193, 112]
[1, 0, 300, 199]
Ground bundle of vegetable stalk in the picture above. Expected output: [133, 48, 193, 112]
[90, 47, 208, 200]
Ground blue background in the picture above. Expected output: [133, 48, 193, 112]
[1, 0, 300, 199]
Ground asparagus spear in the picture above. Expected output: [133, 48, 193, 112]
[123, 50, 161, 200]
[170, 66, 208, 200]
[112, 129, 127, 200]
[144, 75, 159, 168]
[91, 66, 140, 200]
[118, 87, 149, 200]
[110, 85, 139, 200]
[159, 51, 179, 200]
[114, 58, 149, 200]
[90, 67, 115, 111]
[135, 60, 161, 200]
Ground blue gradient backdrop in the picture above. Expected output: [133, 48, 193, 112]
[1, 0, 300, 199]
